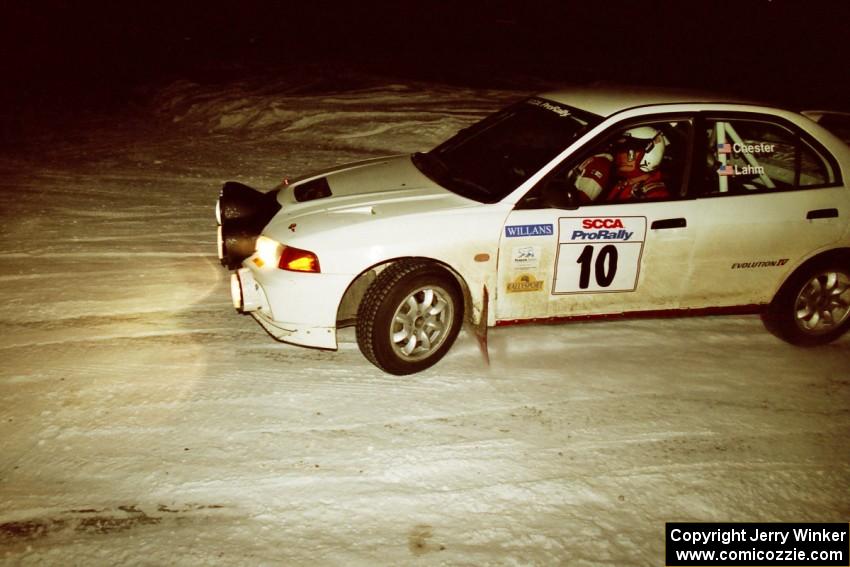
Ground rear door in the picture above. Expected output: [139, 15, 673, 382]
[681, 113, 848, 308]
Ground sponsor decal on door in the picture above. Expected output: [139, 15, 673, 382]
[554, 217, 647, 293]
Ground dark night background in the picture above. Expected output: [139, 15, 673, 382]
[1, 0, 848, 120]
[1, 4, 849, 562]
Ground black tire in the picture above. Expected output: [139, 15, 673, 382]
[761, 259, 850, 346]
[356, 260, 463, 375]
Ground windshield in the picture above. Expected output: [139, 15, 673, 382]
[413, 97, 600, 203]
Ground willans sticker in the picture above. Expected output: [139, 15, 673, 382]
[505, 224, 554, 238]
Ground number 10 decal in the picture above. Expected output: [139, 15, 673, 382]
[554, 217, 646, 294]
[576, 244, 618, 289]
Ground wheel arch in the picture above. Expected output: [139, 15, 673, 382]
[335, 256, 474, 327]
[762, 246, 850, 345]
[772, 247, 850, 304]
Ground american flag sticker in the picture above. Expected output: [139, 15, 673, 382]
[717, 143, 732, 154]
[717, 164, 734, 176]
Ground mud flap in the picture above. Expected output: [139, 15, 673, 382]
[474, 285, 489, 365]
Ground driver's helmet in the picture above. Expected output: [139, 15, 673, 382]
[614, 126, 667, 176]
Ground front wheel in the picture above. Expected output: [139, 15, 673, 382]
[356, 260, 463, 375]
[762, 261, 850, 346]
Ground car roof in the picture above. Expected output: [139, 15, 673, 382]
[539, 85, 766, 118]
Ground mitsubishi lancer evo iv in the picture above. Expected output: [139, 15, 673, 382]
[216, 87, 850, 375]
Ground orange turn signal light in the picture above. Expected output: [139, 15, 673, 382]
[278, 246, 321, 273]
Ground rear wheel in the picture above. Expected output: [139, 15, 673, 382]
[356, 260, 463, 375]
[762, 261, 850, 346]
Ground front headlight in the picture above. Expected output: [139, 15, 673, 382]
[254, 236, 283, 268]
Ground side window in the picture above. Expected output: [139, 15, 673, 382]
[703, 118, 835, 195]
[529, 118, 692, 208]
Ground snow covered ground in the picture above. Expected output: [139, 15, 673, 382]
[1, 72, 848, 566]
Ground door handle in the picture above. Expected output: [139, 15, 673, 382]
[651, 218, 687, 230]
[806, 208, 838, 220]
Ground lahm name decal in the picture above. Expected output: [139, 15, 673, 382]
[732, 259, 789, 269]
[717, 164, 765, 176]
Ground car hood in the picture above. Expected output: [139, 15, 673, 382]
[264, 155, 477, 239]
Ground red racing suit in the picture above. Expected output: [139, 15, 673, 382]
[605, 170, 668, 201]
[575, 153, 669, 202]
[575, 153, 613, 203]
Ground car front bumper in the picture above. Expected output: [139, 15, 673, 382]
[230, 266, 351, 350]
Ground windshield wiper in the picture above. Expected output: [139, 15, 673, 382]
[448, 176, 492, 199]
[413, 152, 494, 202]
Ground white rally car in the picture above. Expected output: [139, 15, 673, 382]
[217, 87, 850, 375]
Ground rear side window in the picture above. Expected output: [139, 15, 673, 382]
[702, 118, 836, 195]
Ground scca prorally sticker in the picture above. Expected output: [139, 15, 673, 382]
[554, 217, 647, 294]
[505, 224, 554, 238]
[566, 218, 637, 241]
[526, 98, 572, 118]
[512, 246, 540, 270]
[507, 273, 544, 293]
